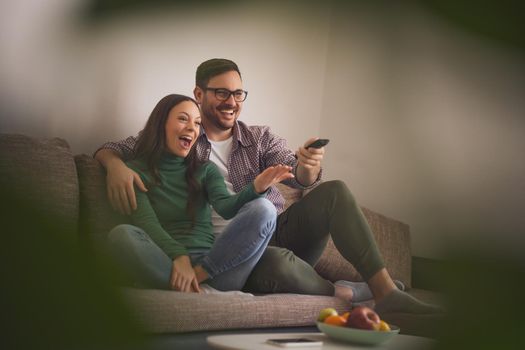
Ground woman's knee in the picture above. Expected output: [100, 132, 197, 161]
[107, 224, 146, 246]
[244, 198, 277, 231]
[251, 197, 277, 216]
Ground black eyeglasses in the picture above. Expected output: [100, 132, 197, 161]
[204, 88, 248, 102]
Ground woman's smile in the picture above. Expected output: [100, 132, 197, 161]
[165, 101, 201, 157]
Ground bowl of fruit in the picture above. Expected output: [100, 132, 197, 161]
[317, 306, 399, 346]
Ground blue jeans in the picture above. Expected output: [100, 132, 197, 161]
[108, 198, 276, 291]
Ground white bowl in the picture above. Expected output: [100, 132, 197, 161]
[317, 321, 400, 346]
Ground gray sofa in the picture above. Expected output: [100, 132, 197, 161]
[0, 133, 441, 336]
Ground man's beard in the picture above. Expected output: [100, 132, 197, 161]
[201, 102, 237, 131]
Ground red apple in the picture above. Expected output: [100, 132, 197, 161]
[346, 306, 380, 330]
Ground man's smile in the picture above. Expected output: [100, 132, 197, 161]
[217, 106, 236, 117]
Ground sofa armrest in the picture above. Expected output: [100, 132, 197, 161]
[0, 134, 79, 235]
[314, 207, 412, 288]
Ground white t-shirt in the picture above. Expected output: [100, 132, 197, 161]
[208, 137, 234, 235]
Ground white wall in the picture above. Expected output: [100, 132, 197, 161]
[320, 2, 525, 258]
[1, 0, 524, 259]
[0, 0, 330, 153]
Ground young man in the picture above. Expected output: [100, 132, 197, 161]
[95, 58, 441, 317]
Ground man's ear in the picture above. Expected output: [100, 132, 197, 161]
[194, 86, 203, 103]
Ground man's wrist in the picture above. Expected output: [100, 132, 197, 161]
[296, 164, 320, 187]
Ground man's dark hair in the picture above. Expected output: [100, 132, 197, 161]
[196, 58, 241, 88]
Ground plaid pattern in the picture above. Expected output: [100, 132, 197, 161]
[95, 120, 322, 213]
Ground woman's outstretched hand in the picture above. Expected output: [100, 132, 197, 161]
[254, 165, 294, 194]
[170, 255, 200, 293]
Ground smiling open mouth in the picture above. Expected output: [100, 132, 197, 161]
[179, 135, 193, 148]
[218, 108, 235, 116]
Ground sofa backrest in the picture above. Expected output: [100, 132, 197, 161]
[74, 154, 129, 247]
[0, 133, 79, 236]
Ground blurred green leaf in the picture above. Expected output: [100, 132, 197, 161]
[0, 185, 144, 350]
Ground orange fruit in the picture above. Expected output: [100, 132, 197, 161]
[317, 308, 338, 322]
[378, 320, 391, 331]
[341, 312, 351, 321]
[324, 315, 347, 327]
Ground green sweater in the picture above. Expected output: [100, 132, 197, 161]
[127, 153, 263, 259]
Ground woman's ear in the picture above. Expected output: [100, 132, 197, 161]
[193, 87, 203, 103]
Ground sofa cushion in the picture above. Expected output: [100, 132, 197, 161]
[75, 154, 129, 246]
[122, 288, 350, 333]
[314, 207, 412, 288]
[0, 134, 79, 235]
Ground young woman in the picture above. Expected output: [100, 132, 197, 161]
[108, 94, 293, 292]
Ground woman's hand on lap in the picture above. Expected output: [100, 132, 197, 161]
[170, 255, 200, 292]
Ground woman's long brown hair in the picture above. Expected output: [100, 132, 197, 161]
[133, 94, 202, 226]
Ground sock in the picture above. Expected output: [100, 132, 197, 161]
[199, 284, 254, 297]
[334, 280, 406, 303]
[394, 280, 405, 291]
[374, 289, 444, 315]
[334, 280, 373, 302]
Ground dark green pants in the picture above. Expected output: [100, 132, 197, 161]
[242, 180, 385, 295]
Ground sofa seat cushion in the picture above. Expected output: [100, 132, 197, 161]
[121, 288, 350, 333]
[122, 287, 443, 337]
[0, 134, 79, 234]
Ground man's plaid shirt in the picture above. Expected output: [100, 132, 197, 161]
[95, 120, 322, 214]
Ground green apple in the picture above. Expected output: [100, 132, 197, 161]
[317, 308, 338, 322]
